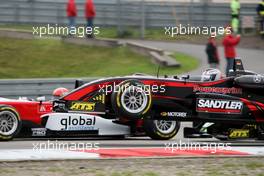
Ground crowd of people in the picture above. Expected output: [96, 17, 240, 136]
[66, 0, 96, 38]
[205, 28, 240, 76]
[206, 0, 263, 76]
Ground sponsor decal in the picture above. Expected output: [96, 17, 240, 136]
[160, 112, 187, 117]
[60, 116, 96, 131]
[32, 128, 47, 137]
[92, 94, 105, 104]
[39, 104, 52, 112]
[196, 98, 243, 114]
[229, 129, 249, 138]
[193, 87, 242, 94]
[160, 112, 168, 116]
[70, 102, 95, 111]
[254, 75, 262, 84]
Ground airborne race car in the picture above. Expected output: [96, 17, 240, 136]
[1, 59, 264, 141]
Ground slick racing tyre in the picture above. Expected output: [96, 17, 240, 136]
[144, 119, 180, 140]
[111, 80, 152, 119]
[0, 106, 21, 141]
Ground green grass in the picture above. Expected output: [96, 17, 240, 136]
[0, 37, 198, 78]
[0, 24, 208, 41]
[245, 162, 264, 170]
[143, 172, 160, 176]
[0, 24, 33, 31]
[98, 27, 208, 42]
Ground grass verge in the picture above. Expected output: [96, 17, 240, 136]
[0, 24, 208, 41]
[0, 37, 198, 78]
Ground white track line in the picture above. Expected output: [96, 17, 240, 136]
[0, 149, 99, 161]
[230, 147, 264, 155]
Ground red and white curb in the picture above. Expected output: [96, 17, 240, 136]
[78, 147, 264, 158]
[0, 147, 264, 161]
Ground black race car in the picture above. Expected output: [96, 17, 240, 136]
[39, 59, 262, 140]
[4, 59, 263, 141]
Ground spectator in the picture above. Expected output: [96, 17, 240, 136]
[85, 0, 96, 38]
[66, 0, 77, 34]
[222, 29, 241, 76]
[230, 0, 240, 34]
[257, 0, 264, 37]
[205, 35, 219, 69]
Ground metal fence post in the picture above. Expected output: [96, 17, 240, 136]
[189, 0, 194, 26]
[203, 0, 209, 26]
[29, 0, 34, 25]
[140, 0, 145, 39]
[14, 4, 20, 24]
[117, 0, 123, 37]
[56, 2, 61, 25]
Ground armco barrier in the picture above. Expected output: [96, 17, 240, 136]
[0, 0, 258, 28]
[0, 78, 96, 100]
[126, 42, 180, 67]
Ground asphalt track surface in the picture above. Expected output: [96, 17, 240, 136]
[1, 41, 264, 150]
[1, 123, 264, 150]
[125, 40, 264, 75]
[1, 137, 264, 150]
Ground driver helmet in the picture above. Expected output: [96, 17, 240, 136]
[201, 68, 222, 82]
[52, 87, 69, 98]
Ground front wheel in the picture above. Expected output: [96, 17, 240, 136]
[0, 106, 21, 141]
[144, 119, 180, 140]
[111, 80, 152, 119]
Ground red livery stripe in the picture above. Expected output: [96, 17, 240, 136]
[197, 107, 241, 114]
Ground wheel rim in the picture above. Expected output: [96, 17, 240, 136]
[154, 120, 177, 134]
[0, 111, 18, 136]
[120, 85, 148, 114]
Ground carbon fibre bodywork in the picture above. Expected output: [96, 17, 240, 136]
[49, 59, 264, 140]
[56, 60, 264, 125]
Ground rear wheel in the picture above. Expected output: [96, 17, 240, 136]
[0, 106, 21, 141]
[144, 119, 180, 140]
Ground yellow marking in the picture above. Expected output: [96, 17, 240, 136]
[70, 102, 95, 111]
[117, 91, 121, 108]
[0, 107, 20, 120]
[229, 129, 249, 138]
[160, 112, 168, 116]
[142, 94, 152, 115]
[102, 94, 105, 104]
